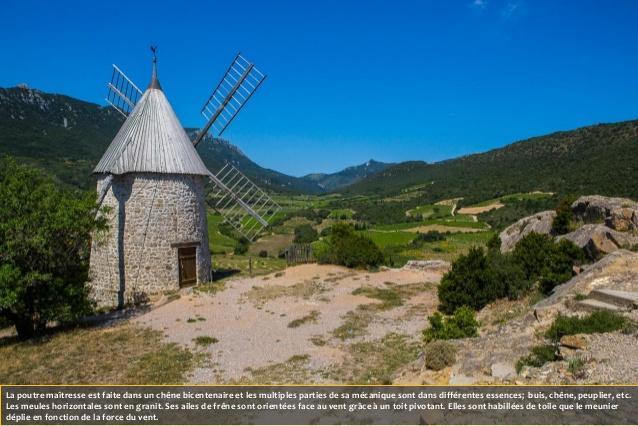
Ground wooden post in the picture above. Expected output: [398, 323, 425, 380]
[249, 256, 253, 277]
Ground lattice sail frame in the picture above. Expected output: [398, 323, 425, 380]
[208, 163, 281, 241]
[193, 53, 267, 147]
[106, 65, 143, 118]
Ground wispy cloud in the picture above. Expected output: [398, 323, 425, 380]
[502, 1, 521, 19]
[471, 0, 487, 9]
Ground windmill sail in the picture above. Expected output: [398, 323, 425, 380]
[105, 64, 143, 118]
[194, 53, 277, 241]
[208, 163, 281, 241]
[193, 53, 267, 147]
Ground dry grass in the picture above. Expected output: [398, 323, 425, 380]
[327, 333, 420, 384]
[236, 354, 313, 384]
[244, 280, 326, 307]
[288, 310, 320, 328]
[0, 325, 197, 384]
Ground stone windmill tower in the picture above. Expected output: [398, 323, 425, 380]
[90, 49, 279, 308]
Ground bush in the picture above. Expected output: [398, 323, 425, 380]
[423, 306, 479, 342]
[552, 195, 578, 235]
[316, 223, 383, 268]
[437, 248, 529, 313]
[487, 234, 501, 253]
[424, 340, 457, 371]
[515, 344, 559, 373]
[513, 233, 584, 294]
[258, 250, 268, 258]
[411, 231, 446, 247]
[293, 224, 318, 244]
[234, 238, 249, 255]
[0, 158, 106, 338]
[544, 311, 630, 342]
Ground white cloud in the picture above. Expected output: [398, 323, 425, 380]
[502, 1, 521, 19]
[472, 0, 487, 9]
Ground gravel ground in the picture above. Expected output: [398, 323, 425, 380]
[134, 263, 442, 384]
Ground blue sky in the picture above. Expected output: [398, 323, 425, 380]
[1, 0, 637, 176]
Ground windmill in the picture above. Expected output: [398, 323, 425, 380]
[103, 49, 280, 242]
[90, 48, 280, 308]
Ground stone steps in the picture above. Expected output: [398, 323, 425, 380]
[575, 299, 624, 312]
[575, 288, 638, 313]
[589, 289, 638, 309]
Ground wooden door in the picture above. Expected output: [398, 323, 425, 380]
[178, 247, 197, 287]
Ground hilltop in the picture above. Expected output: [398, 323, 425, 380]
[343, 120, 638, 204]
[302, 159, 392, 192]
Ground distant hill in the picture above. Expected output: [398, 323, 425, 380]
[301, 159, 392, 191]
[343, 119, 638, 204]
[0, 86, 323, 194]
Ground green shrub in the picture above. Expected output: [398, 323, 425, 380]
[544, 311, 630, 342]
[258, 250, 268, 258]
[316, 223, 383, 268]
[293, 224, 319, 244]
[423, 306, 479, 342]
[512, 233, 584, 294]
[0, 158, 106, 339]
[552, 195, 578, 235]
[424, 340, 457, 371]
[411, 231, 446, 247]
[193, 336, 219, 346]
[487, 234, 502, 253]
[437, 247, 529, 313]
[234, 238, 249, 255]
[515, 344, 558, 373]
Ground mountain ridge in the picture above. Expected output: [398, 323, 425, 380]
[0, 86, 383, 193]
[344, 119, 638, 203]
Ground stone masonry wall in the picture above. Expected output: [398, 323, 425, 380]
[89, 173, 211, 308]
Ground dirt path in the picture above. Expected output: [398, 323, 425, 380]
[135, 264, 443, 384]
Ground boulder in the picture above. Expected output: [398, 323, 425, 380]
[490, 362, 517, 380]
[571, 195, 638, 232]
[403, 260, 451, 272]
[557, 224, 638, 259]
[499, 211, 556, 252]
[534, 250, 638, 322]
[560, 334, 589, 350]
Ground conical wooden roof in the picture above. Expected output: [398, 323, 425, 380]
[94, 70, 209, 176]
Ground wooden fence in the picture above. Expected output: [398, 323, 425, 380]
[284, 243, 314, 266]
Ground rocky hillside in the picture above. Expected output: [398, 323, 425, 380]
[397, 195, 638, 386]
[302, 159, 392, 192]
[0, 86, 323, 193]
[343, 120, 638, 204]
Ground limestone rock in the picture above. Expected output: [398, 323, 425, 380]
[534, 250, 638, 322]
[490, 362, 517, 380]
[403, 260, 451, 272]
[560, 334, 589, 350]
[571, 195, 638, 232]
[557, 224, 638, 259]
[499, 210, 556, 252]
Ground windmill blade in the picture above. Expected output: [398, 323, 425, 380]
[208, 163, 281, 241]
[193, 53, 267, 147]
[105, 64, 143, 118]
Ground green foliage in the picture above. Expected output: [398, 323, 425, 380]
[424, 340, 457, 371]
[552, 195, 578, 235]
[423, 306, 479, 342]
[437, 247, 529, 313]
[234, 237, 249, 255]
[411, 231, 446, 247]
[512, 233, 584, 294]
[486, 234, 501, 252]
[0, 158, 106, 338]
[258, 250, 268, 258]
[293, 224, 319, 244]
[344, 120, 638, 204]
[544, 311, 630, 342]
[515, 345, 559, 373]
[316, 223, 384, 268]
